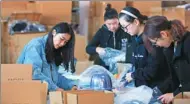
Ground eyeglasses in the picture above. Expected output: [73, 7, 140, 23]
[121, 23, 131, 32]
[151, 38, 158, 46]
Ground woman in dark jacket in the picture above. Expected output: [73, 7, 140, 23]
[86, 4, 132, 70]
[118, 7, 172, 95]
[144, 16, 190, 104]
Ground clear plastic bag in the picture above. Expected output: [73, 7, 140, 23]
[115, 85, 153, 104]
[8, 20, 46, 35]
[99, 48, 126, 74]
[149, 87, 162, 104]
[115, 64, 135, 90]
[77, 65, 116, 90]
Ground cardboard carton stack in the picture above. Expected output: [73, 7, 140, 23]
[163, 7, 190, 31]
[1, 64, 48, 104]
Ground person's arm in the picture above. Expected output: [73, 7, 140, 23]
[86, 29, 102, 55]
[20, 44, 59, 91]
[131, 47, 165, 81]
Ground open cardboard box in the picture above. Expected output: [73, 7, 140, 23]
[1, 64, 48, 104]
[66, 90, 114, 104]
[49, 90, 114, 104]
[173, 92, 190, 104]
[1, 81, 48, 104]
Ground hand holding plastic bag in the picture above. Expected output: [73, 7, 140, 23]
[99, 48, 126, 74]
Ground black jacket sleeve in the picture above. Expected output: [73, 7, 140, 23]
[173, 34, 190, 96]
[86, 29, 102, 55]
[132, 47, 165, 81]
[157, 75, 173, 94]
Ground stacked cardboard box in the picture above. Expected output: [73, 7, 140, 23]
[163, 7, 190, 31]
[1, 64, 48, 104]
[131, 1, 162, 16]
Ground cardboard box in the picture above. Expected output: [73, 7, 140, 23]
[132, 1, 162, 16]
[75, 35, 89, 61]
[8, 32, 46, 63]
[36, 1, 72, 25]
[1, 81, 48, 104]
[66, 90, 114, 104]
[60, 90, 114, 104]
[1, 64, 32, 81]
[173, 92, 190, 104]
[163, 7, 190, 31]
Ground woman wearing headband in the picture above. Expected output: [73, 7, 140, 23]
[86, 4, 132, 70]
[119, 7, 173, 99]
[144, 16, 190, 104]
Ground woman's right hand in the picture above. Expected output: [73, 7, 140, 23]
[158, 93, 174, 104]
[96, 47, 105, 55]
[56, 88, 64, 92]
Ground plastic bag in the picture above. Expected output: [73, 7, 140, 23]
[8, 20, 46, 35]
[115, 63, 135, 90]
[115, 85, 153, 104]
[77, 65, 116, 90]
[99, 48, 125, 74]
[149, 87, 162, 104]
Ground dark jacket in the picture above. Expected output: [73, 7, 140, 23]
[86, 25, 133, 69]
[131, 34, 172, 93]
[165, 32, 190, 96]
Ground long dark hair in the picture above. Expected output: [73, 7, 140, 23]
[104, 3, 118, 21]
[144, 16, 186, 42]
[45, 22, 75, 73]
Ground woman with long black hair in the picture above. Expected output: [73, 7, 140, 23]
[17, 22, 76, 91]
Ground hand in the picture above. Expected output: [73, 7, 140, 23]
[96, 47, 105, 55]
[56, 88, 64, 92]
[125, 72, 133, 82]
[158, 93, 174, 104]
[71, 85, 78, 90]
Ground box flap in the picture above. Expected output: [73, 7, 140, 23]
[67, 93, 78, 104]
[49, 91, 63, 104]
[1, 64, 32, 81]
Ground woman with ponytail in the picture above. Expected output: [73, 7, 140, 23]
[17, 22, 77, 92]
[119, 7, 173, 100]
[86, 4, 132, 70]
[144, 16, 190, 104]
